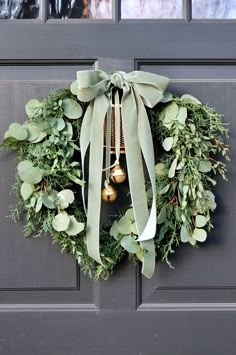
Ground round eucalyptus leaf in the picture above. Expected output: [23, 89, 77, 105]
[20, 182, 34, 201]
[195, 215, 208, 228]
[181, 94, 201, 104]
[31, 131, 47, 143]
[27, 125, 41, 142]
[121, 235, 139, 254]
[65, 216, 84, 236]
[52, 212, 70, 232]
[57, 189, 74, 204]
[110, 221, 119, 239]
[192, 228, 207, 242]
[160, 91, 173, 103]
[18, 160, 33, 175]
[42, 195, 55, 209]
[62, 122, 73, 140]
[9, 123, 28, 141]
[131, 222, 138, 235]
[165, 102, 179, 119]
[25, 99, 42, 117]
[198, 160, 212, 173]
[62, 98, 82, 119]
[117, 216, 132, 235]
[55, 118, 65, 131]
[125, 208, 135, 222]
[70, 80, 78, 95]
[177, 107, 187, 126]
[162, 137, 174, 152]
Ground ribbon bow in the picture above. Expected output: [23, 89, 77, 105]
[75, 70, 169, 278]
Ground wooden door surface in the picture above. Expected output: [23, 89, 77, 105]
[0, 1, 236, 354]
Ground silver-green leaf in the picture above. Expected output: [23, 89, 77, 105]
[62, 98, 82, 119]
[52, 212, 70, 232]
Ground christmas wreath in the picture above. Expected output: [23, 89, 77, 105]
[1, 70, 229, 280]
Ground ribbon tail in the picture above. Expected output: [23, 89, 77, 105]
[135, 92, 158, 278]
[86, 95, 110, 265]
[80, 101, 94, 213]
[122, 87, 155, 277]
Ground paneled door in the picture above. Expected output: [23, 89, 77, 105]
[0, 1, 236, 354]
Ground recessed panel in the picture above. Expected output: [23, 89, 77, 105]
[0, 64, 93, 289]
[121, 0, 182, 19]
[48, 0, 112, 19]
[139, 63, 236, 293]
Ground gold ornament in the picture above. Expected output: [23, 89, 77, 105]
[101, 184, 117, 202]
[110, 165, 126, 184]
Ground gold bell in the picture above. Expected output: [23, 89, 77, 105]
[101, 184, 117, 202]
[110, 165, 126, 184]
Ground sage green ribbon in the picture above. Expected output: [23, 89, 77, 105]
[76, 70, 169, 278]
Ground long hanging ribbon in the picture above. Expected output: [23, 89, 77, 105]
[75, 70, 169, 278]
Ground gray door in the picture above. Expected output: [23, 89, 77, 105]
[0, 1, 236, 354]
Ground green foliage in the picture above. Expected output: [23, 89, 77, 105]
[1, 87, 229, 279]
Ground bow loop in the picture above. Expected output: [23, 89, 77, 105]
[110, 71, 126, 89]
[75, 69, 169, 278]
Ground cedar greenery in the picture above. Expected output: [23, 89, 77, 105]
[1, 86, 229, 279]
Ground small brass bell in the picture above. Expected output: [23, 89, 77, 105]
[110, 165, 126, 184]
[101, 184, 117, 202]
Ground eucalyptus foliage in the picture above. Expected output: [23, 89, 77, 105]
[1, 87, 229, 279]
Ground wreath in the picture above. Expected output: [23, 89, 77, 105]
[1, 70, 229, 280]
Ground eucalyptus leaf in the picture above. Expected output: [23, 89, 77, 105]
[162, 137, 174, 152]
[25, 99, 42, 117]
[204, 190, 217, 211]
[117, 216, 132, 235]
[26, 125, 41, 142]
[180, 224, 191, 243]
[198, 160, 212, 173]
[8, 123, 28, 141]
[195, 215, 208, 228]
[110, 221, 119, 239]
[165, 102, 179, 119]
[159, 184, 170, 195]
[125, 208, 135, 221]
[20, 182, 33, 201]
[168, 158, 178, 178]
[67, 173, 85, 186]
[131, 222, 138, 235]
[57, 189, 74, 209]
[18, 161, 43, 184]
[70, 80, 78, 95]
[42, 194, 55, 209]
[121, 235, 139, 254]
[177, 107, 187, 126]
[62, 98, 82, 119]
[35, 198, 43, 213]
[65, 216, 84, 236]
[52, 212, 70, 232]
[55, 118, 65, 131]
[181, 94, 201, 104]
[192, 228, 207, 242]
[157, 206, 166, 224]
[30, 131, 47, 143]
[63, 122, 73, 140]
[160, 91, 173, 103]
